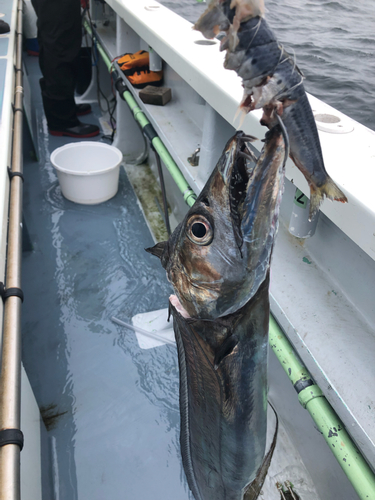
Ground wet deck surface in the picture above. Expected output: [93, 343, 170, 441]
[21, 54, 191, 500]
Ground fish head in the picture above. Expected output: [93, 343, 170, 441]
[193, 1, 230, 39]
[147, 127, 285, 319]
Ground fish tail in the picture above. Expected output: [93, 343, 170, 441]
[289, 153, 347, 219]
[309, 177, 347, 220]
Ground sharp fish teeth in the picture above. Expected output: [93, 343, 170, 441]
[238, 151, 255, 162]
[239, 135, 258, 143]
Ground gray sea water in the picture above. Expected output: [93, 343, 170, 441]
[159, 0, 375, 131]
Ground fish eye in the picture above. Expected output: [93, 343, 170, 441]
[186, 215, 213, 246]
[192, 222, 206, 238]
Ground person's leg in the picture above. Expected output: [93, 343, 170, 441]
[32, 0, 98, 136]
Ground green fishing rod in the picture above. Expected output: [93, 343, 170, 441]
[269, 315, 375, 500]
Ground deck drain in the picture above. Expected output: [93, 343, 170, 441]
[145, 5, 160, 11]
[314, 112, 354, 134]
[315, 114, 340, 124]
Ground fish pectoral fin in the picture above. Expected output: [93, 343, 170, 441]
[214, 335, 239, 370]
[145, 241, 167, 259]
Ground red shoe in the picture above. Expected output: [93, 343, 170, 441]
[49, 122, 100, 138]
[76, 103, 92, 116]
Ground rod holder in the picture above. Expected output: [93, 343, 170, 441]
[148, 46, 162, 71]
[289, 187, 319, 238]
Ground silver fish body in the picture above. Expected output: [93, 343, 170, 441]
[259, 54, 346, 215]
[172, 274, 269, 500]
[194, 1, 347, 217]
[224, 17, 280, 86]
[147, 126, 286, 500]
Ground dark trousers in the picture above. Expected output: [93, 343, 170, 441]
[31, 0, 82, 129]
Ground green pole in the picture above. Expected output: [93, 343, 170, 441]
[120, 91, 197, 206]
[269, 315, 375, 500]
[84, 20, 197, 207]
[85, 20, 375, 497]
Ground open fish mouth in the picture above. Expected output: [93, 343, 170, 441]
[211, 124, 287, 318]
[221, 133, 259, 251]
[219, 126, 287, 257]
[146, 123, 287, 320]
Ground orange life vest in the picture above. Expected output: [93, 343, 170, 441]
[123, 68, 163, 89]
[118, 50, 149, 71]
[118, 50, 163, 88]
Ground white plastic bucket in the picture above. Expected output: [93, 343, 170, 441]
[50, 142, 123, 204]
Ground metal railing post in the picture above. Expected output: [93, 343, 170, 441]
[0, 1, 25, 498]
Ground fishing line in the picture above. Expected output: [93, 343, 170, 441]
[245, 17, 262, 51]
[275, 113, 290, 168]
[282, 74, 304, 96]
[153, 147, 172, 236]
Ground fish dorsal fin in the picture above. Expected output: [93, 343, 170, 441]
[145, 241, 167, 259]
[214, 335, 239, 370]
